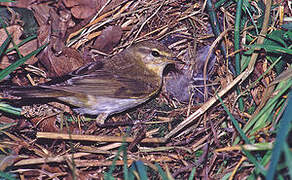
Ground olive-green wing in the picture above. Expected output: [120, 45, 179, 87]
[42, 70, 159, 99]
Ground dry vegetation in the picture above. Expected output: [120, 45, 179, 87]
[0, 0, 291, 179]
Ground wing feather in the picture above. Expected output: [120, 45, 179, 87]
[42, 70, 159, 99]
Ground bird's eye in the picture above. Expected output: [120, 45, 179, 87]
[151, 50, 160, 57]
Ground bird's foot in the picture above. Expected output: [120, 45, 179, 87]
[95, 113, 109, 125]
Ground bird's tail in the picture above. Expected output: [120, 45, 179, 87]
[0, 85, 69, 100]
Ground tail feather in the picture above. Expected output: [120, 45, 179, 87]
[1, 85, 70, 99]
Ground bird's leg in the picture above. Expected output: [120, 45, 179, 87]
[96, 112, 109, 124]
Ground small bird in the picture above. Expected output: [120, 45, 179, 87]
[2, 40, 178, 123]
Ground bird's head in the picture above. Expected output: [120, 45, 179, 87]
[129, 40, 179, 77]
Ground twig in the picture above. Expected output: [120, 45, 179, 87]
[37, 132, 166, 143]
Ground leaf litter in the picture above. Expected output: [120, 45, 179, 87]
[0, 0, 291, 179]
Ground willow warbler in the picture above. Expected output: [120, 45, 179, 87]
[3, 40, 177, 123]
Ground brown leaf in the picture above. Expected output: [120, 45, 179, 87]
[62, 0, 80, 7]
[71, 4, 97, 19]
[63, 0, 124, 19]
[63, 0, 98, 19]
[31, 116, 59, 132]
[0, 25, 38, 69]
[93, 25, 122, 53]
[38, 46, 85, 77]
[0, 115, 17, 124]
[36, 8, 85, 77]
[30, 4, 51, 26]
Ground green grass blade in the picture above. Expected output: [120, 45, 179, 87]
[244, 3, 259, 35]
[0, 171, 17, 180]
[0, 103, 21, 116]
[214, 0, 228, 9]
[242, 147, 267, 176]
[0, 43, 47, 81]
[221, 172, 233, 180]
[234, 0, 243, 76]
[135, 160, 148, 180]
[243, 79, 292, 134]
[188, 167, 196, 180]
[128, 162, 137, 180]
[123, 143, 129, 180]
[206, 0, 234, 73]
[5, 34, 37, 54]
[155, 163, 168, 180]
[234, 0, 244, 111]
[0, 36, 11, 57]
[245, 44, 292, 55]
[266, 30, 288, 48]
[104, 143, 126, 179]
[0, 17, 22, 58]
[266, 90, 292, 180]
[284, 143, 292, 178]
[216, 94, 250, 144]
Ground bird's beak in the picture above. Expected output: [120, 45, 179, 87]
[166, 56, 184, 64]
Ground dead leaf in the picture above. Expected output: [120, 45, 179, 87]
[30, 4, 51, 26]
[36, 9, 85, 77]
[0, 115, 17, 124]
[38, 46, 86, 77]
[0, 25, 38, 69]
[93, 25, 122, 53]
[62, 0, 124, 19]
[63, 0, 98, 19]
